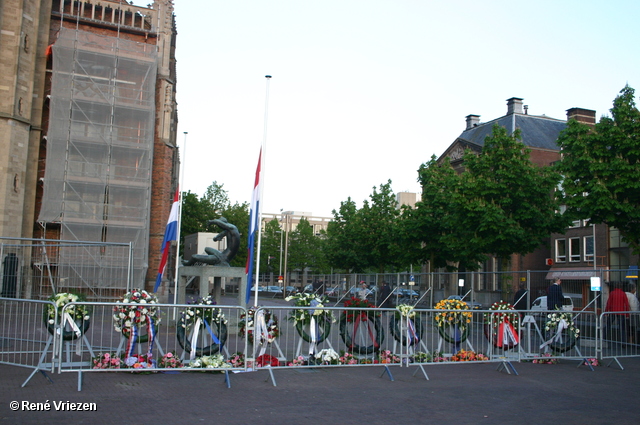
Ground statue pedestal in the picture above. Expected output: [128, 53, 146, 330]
[178, 266, 248, 307]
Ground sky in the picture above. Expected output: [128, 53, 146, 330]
[162, 0, 639, 218]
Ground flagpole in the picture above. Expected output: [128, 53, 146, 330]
[173, 131, 188, 304]
[254, 75, 271, 307]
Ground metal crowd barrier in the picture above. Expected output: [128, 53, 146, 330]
[600, 311, 640, 369]
[0, 296, 636, 391]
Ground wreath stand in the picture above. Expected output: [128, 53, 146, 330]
[436, 326, 474, 356]
[22, 317, 95, 391]
[393, 318, 429, 381]
[294, 320, 335, 358]
[537, 316, 592, 371]
[484, 327, 519, 376]
[177, 320, 229, 362]
[115, 331, 165, 358]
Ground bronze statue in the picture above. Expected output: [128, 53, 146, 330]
[182, 217, 240, 266]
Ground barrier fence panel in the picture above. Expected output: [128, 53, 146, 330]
[0, 298, 57, 372]
[0, 237, 133, 302]
[2, 295, 637, 391]
[600, 311, 640, 369]
[517, 309, 599, 367]
[55, 302, 248, 375]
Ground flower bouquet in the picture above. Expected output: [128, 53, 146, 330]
[157, 351, 183, 369]
[483, 300, 520, 349]
[45, 292, 91, 340]
[433, 299, 472, 343]
[314, 348, 340, 365]
[227, 352, 245, 368]
[238, 307, 279, 345]
[176, 295, 228, 357]
[189, 353, 231, 371]
[377, 349, 401, 364]
[92, 353, 123, 369]
[448, 349, 488, 362]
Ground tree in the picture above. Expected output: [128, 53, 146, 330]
[180, 190, 212, 236]
[556, 85, 640, 254]
[325, 198, 367, 272]
[218, 201, 249, 268]
[461, 124, 569, 261]
[288, 218, 324, 274]
[202, 181, 230, 213]
[409, 126, 569, 274]
[405, 156, 484, 271]
[358, 180, 404, 272]
[258, 218, 283, 275]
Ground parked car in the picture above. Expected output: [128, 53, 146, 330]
[285, 286, 298, 296]
[530, 295, 573, 312]
[392, 288, 420, 300]
[264, 285, 283, 295]
[446, 295, 482, 309]
[250, 286, 266, 292]
[325, 287, 339, 296]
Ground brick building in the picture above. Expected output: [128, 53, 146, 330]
[0, 0, 179, 295]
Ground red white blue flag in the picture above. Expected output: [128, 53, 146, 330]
[154, 188, 180, 292]
[245, 149, 262, 303]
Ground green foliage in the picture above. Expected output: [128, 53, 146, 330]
[325, 198, 367, 272]
[556, 85, 640, 254]
[180, 182, 249, 267]
[288, 217, 326, 273]
[259, 218, 283, 274]
[461, 125, 569, 259]
[408, 125, 569, 271]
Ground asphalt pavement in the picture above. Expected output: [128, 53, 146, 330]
[1, 354, 639, 424]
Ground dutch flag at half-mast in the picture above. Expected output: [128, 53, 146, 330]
[154, 188, 179, 292]
[245, 148, 262, 304]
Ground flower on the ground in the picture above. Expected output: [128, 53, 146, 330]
[287, 355, 307, 367]
[158, 351, 183, 369]
[92, 353, 123, 369]
[377, 350, 401, 364]
[448, 349, 488, 362]
[531, 353, 558, 364]
[314, 348, 339, 365]
[189, 353, 231, 370]
[338, 351, 359, 365]
[227, 352, 245, 368]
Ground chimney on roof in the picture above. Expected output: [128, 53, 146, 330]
[465, 114, 480, 130]
[566, 107, 596, 127]
[506, 97, 524, 115]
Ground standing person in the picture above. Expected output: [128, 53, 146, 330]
[513, 284, 528, 311]
[358, 281, 369, 301]
[547, 278, 564, 311]
[378, 281, 391, 309]
[625, 283, 639, 343]
[606, 282, 630, 343]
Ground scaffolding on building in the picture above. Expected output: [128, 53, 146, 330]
[38, 27, 157, 290]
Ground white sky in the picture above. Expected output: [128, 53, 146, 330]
[167, 0, 639, 218]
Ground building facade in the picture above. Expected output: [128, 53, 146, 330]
[0, 0, 179, 297]
[435, 97, 638, 302]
